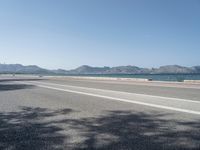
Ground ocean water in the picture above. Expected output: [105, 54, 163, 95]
[68, 74, 200, 82]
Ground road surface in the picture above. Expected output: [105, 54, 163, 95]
[0, 75, 200, 150]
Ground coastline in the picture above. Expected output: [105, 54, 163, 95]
[1, 74, 200, 86]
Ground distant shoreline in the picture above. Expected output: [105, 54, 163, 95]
[1, 73, 200, 82]
[1, 72, 200, 75]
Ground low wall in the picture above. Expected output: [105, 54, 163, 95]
[69, 76, 150, 82]
[184, 80, 200, 84]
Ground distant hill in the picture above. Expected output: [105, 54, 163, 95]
[68, 65, 111, 74]
[68, 65, 200, 74]
[106, 66, 150, 74]
[151, 65, 195, 74]
[0, 64, 200, 75]
[0, 64, 51, 74]
[69, 65, 150, 74]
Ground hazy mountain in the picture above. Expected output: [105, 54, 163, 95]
[151, 65, 196, 74]
[67, 65, 151, 74]
[0, 64, 200, 75]
[106, 66, 150, 74]
[192, 66, 200, 73]
[69, 65, 200, 74]
[69, 65, 110, 74]
[0, 64, 51, 74]
[52, 69, 70, 74]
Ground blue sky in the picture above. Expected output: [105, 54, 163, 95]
[0, 0, 200, 69]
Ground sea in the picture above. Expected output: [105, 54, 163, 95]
[67, 74, 200, 82]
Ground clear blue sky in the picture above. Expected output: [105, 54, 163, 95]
[0, 0, 200, 69]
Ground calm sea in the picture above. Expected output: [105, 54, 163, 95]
[67, 74, 200, 82]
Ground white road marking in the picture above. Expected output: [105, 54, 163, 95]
[29, 81, 200, 104]
[22, 81, 200, 115]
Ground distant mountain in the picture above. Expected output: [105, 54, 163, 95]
[51, 69, 70, 75]
[69, 65, 200, 74]
[151, 65, 195, 74]
[192, 66, 200, 73]
[106, 66, 150, 74]
[0, 64, 51, 74]
[0, 64, 200, 75]
[68, 65, 150, 74]
[69, 65, 110, 74]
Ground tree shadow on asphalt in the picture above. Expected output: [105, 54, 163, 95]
[0, 78, 46, 83]
[0, 107, 199, 150]
[0, 78, 47, 91]
[0, 84, 35, 91]
[71, 111, 200, 150]
[0, 107, 74, 150]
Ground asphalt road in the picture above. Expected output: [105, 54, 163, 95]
[0, 76, 200, 150]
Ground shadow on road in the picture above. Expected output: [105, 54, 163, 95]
[0, 78, 46, 91]
[0, 107, 199, 150]
[0, 84, 35, 91]
[0, 78, 46, 83]
[0, 107, 74, 150]
[71, 111, 200, 150]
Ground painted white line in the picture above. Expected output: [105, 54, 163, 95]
[33, 84, 200, 115]
[29, 81, 200, 104]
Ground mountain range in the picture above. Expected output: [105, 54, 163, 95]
[0, 64, 200, 75]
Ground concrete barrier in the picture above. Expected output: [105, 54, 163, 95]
[68, 76, 150, 82]
[184, 80, 200, 84]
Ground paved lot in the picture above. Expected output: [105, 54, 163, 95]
[0, 76, 200, 150]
